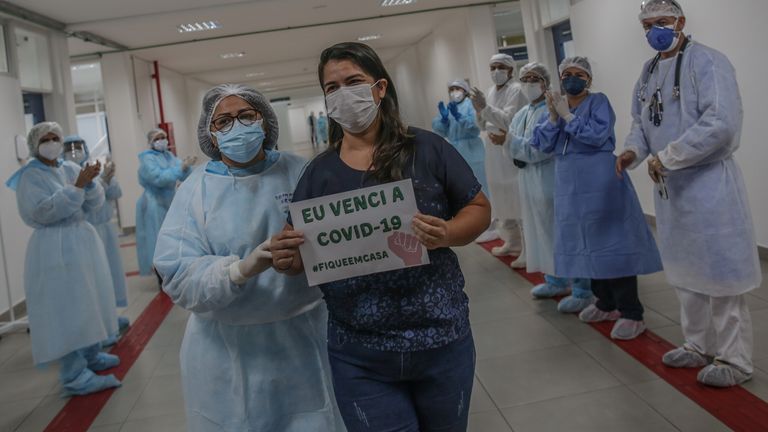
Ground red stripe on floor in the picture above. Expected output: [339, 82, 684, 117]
[479, 239, 768, 432]
[120, 242, 136, 248]
[43, 292, 174, 432]
[125, 271, 140, 278]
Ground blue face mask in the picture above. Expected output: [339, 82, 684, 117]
[562, 76, 588, 96]
[646, 24, 679, 52]
[214, 120, 265, 164]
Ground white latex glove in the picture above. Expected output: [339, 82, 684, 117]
[229, 239, 272, 284]
[182, 156, 198, 170]
[102, 161, 116, 183]
[470, 87, 487, 111]
[553, 94, 574, 123]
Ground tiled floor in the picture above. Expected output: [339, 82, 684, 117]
[2, 155, 768, 430]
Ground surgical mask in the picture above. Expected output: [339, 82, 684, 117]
[64, 149, 86, 164]
[38, 140, 63, 161]
[214, 120, 265, 163]
[153, 139, 169, 152]
[450, 90, 465, 103]
[562, 76, 588, 96]
[325, 81, 381, 134]
[491, 69, 511, 86]
[521, 83, 544, 102]
[646, 21, 679, 52]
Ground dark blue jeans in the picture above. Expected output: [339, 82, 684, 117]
[327, 327, 476, 432]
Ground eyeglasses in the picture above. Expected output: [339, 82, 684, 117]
[211, 109, 261, 133]
[520, 76, 543, 83]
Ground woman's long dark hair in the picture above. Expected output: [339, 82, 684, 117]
[318, 42, 413, 183]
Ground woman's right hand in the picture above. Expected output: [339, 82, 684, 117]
[75, 161, 101, 189]
[270, 225, 305, 274]
[615, 151, 637, 179]
[545, 91, 559, 123]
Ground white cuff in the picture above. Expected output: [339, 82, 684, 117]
[563, 113, 575, 123]
[229, 260, 249, 285]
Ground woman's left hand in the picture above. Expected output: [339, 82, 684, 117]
[412, 213, 450, 250]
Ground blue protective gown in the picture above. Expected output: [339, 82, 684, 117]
[506, 100, 556, 274]
[12, 159, 117, 365]
[316, 115, 329, 144]
[432, 98, 489, 194]
[87, 176, 127, 307]
[531, 93, 663, 279]
[136, 149, 189, 275]
[153, 153, 343, 432]
[624, 42, 761, 296]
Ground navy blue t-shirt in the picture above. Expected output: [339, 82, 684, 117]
[290, 127, 481, 352]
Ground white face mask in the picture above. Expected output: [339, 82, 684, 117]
[153, 139, 169, 152]
[450, 90, 465, 103]
[38, 140, 63, 161]
[325, 81, 381, 134]
[521, 83, 545, 103]
[491, 69, 511, 86]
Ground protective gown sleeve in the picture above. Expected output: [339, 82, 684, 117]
[657, 51, 742, 170]
[624, 74, 652, 169]
[480, 88, 526, 131]
[17, 169, 85, 225]
[82, 180, 106, 214]
[563, 94, 616, 148]
[506, 107, 552, 163]
[103, 179, 123, 201]
[153, 173, 246, 313]
[139, 153, 185, 188]
[432, 114, 450, 138]
[531, 116, 562, 154]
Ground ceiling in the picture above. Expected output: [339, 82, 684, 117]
[14, 0, 524, 92]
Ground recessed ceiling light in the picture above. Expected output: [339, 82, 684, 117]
[220, 52, 245, 59]
[246, 72, 265, 78]
[177, 21, 222, 33]
[380, 0, 416, 6]
[357, 34, 382, 42]
[71, 63, 97, 71]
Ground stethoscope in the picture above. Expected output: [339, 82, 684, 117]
[636, 37, 691, 127]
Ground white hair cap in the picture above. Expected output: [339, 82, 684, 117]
[27, 122, 63, 156]
[447, 79, 470, 93]
[490, 53, 515, 68]
[559, 56, 593, 78]
[639, 0, 684, 20]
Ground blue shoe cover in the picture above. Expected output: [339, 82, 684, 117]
[101, 334, 119, 348]
[88, 352, 120, 372]
[531, 283, 569, 298]
[62, 369, 121, 396]
[557, 295, 594, 314]
[118, 316, 131, 332]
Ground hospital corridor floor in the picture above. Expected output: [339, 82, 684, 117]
[2, 235, 768, 431]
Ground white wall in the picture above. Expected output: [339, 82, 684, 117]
[387, 45, 428, 128]
[569, 0, 768, 247]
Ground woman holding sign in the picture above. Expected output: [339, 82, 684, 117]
[153, 84, 342, 432]
[271, 42, 492, 432]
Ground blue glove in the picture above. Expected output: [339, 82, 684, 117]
[438, 101, 449, 122]
[448, 101, 461, 120]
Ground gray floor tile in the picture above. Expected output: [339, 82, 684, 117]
[121, 349, 165, 382]
[0, 396, 41, 432]
[476, 345, 620, 408]
[501, 386, 678, 432]
[641, 289, 681, 323]
[0, 366, 58, 403]
[467, 410, 512, 432]
[749, 308, 768, 361]
[469, 377, 496, 414]
[578, 338, 659, 385]
[91, 378, 151, 427]
[538, 310, 604, 344]
[88, 424, 122, 432]
[153, 347, 181, 377]
[0, 332, 31, 369]
[629, 379, 730, 431]
[126, 373, 185, 421]
[638, 272, 675, 294]
[755, 356, 768, 374]
[14, 394, 68, 432]
[469, 293, 535, 324]
[473, 315, 571, 360]
[119, 412, 187, 432]
[643, 308, 676, 330]
[0, 342, 35, 373]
